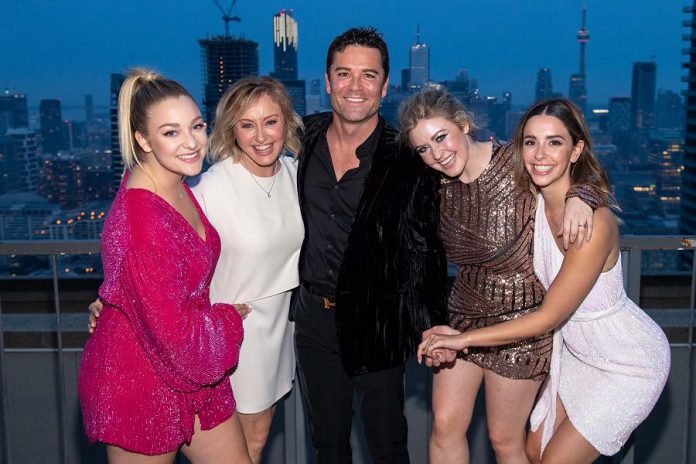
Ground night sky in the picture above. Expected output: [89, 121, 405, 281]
[1, 0, 686, 112]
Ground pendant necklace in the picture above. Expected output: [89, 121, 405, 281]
[246, 160, 278, 198]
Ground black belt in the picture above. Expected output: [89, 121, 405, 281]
[302, 283, 336, 309]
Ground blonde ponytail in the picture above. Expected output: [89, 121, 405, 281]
[116, 68, 194, 170]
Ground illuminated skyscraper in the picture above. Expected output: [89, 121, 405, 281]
[681, 1, 696, 234]
[110, 73, 125, 195]
[272, 9, 298, 80]
[409, 26, 430, 88]
[199, 36, 259, 125]
[271, 9, 305, 116]
[569, 2, 589, 113]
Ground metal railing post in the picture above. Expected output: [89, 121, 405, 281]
[51, 255, 70, 464]
[0, 289, 10, 464]
[627, 247, 642, 305]
[681, 253, 696, 464]
[617, 244, 641, 464]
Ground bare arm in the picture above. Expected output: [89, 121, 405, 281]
[419, 208, 618, 359]
[563, 183, 615, 250]
[562, 196, 594, 250]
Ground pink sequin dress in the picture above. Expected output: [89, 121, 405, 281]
[78, 181, 244, 455]
[530, 194, 670, 456]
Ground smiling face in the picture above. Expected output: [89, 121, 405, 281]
[233, 93, 286, 177]
[325, 45, 388, 125]
[408, 116, 472, 178]
[521, 114, 583, 191]
[134, 95, 207, 180]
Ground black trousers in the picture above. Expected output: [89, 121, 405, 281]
[294, 285, 409, 464]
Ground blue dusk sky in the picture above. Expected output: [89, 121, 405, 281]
[0, 0, 687, 112]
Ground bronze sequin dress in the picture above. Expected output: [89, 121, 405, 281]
[440, 140, 551, 380]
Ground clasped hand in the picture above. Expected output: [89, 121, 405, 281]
[417, 325, 467, 367]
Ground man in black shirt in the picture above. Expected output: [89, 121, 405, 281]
[292, 27, 448, 463]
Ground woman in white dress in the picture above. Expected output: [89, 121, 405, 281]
[193, 77, 304, 463]
[418, 98, 670, 464]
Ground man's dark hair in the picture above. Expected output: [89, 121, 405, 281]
[326, 27, 390, 78]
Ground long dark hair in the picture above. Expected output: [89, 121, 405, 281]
[512, 98, 616, 208]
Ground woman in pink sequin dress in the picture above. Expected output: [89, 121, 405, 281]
[419, 99, 670, 463]
[78, 70, 250, 463]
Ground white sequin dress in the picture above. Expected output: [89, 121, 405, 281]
[529, 194, 670, 456]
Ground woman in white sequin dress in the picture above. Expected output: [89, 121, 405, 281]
[419, 99, 670, 463]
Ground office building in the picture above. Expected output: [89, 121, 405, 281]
[40, 99, 63, 155]
[270, 9, 305, 116]
[0, 90, 28, 136]
[648, 132, 683, 217]
[109, 73, 125, 196]
[1, 128, 41, 193]
[535, 68, 553, 103]
[199, 35, 259, 125]
[85, 94, 95, 129]
[681, 1, 696, 234]
[409, 26, 430, 88]
[655, 89, 684, 130]
[272, 9, 298, 80]
[631, 61, 657, 132]
[609, 97, 632, 155]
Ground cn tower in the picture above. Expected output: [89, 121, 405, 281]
[577, 1, 590, 75]
[569, 1, 589, 113]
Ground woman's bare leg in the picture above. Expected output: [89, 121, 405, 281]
[484, 369, 542, 464]
[537, 396, 600, 464]
[237, 405, 276, 464]
[181, 414, 252, 464]
[429, 359, 484, 464]
[106, 446, 176, 464]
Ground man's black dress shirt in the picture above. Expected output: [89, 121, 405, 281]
[299, 118, 384, 296]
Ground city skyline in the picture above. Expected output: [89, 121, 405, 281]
[0, 0, 685, 111]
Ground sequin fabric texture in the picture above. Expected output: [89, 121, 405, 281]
[440, 141, 551, 379]
[78, 182, 244, 455]
[530, 194, 670, 456]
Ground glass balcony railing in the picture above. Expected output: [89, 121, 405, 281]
[0, 237, 695, 464]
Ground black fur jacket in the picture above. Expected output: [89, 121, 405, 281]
[295, 112, 449, 375]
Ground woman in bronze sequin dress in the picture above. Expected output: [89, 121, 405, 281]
[400, 90, 601, 464]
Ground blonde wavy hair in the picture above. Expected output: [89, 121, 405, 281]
[209, 77, 304, 163]
[398, 89, 477, 146]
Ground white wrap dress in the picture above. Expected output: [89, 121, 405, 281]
[193, 156, 304, 413]
[530, 194, 670, 456]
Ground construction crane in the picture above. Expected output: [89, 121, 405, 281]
[213, 0, 241, 36]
